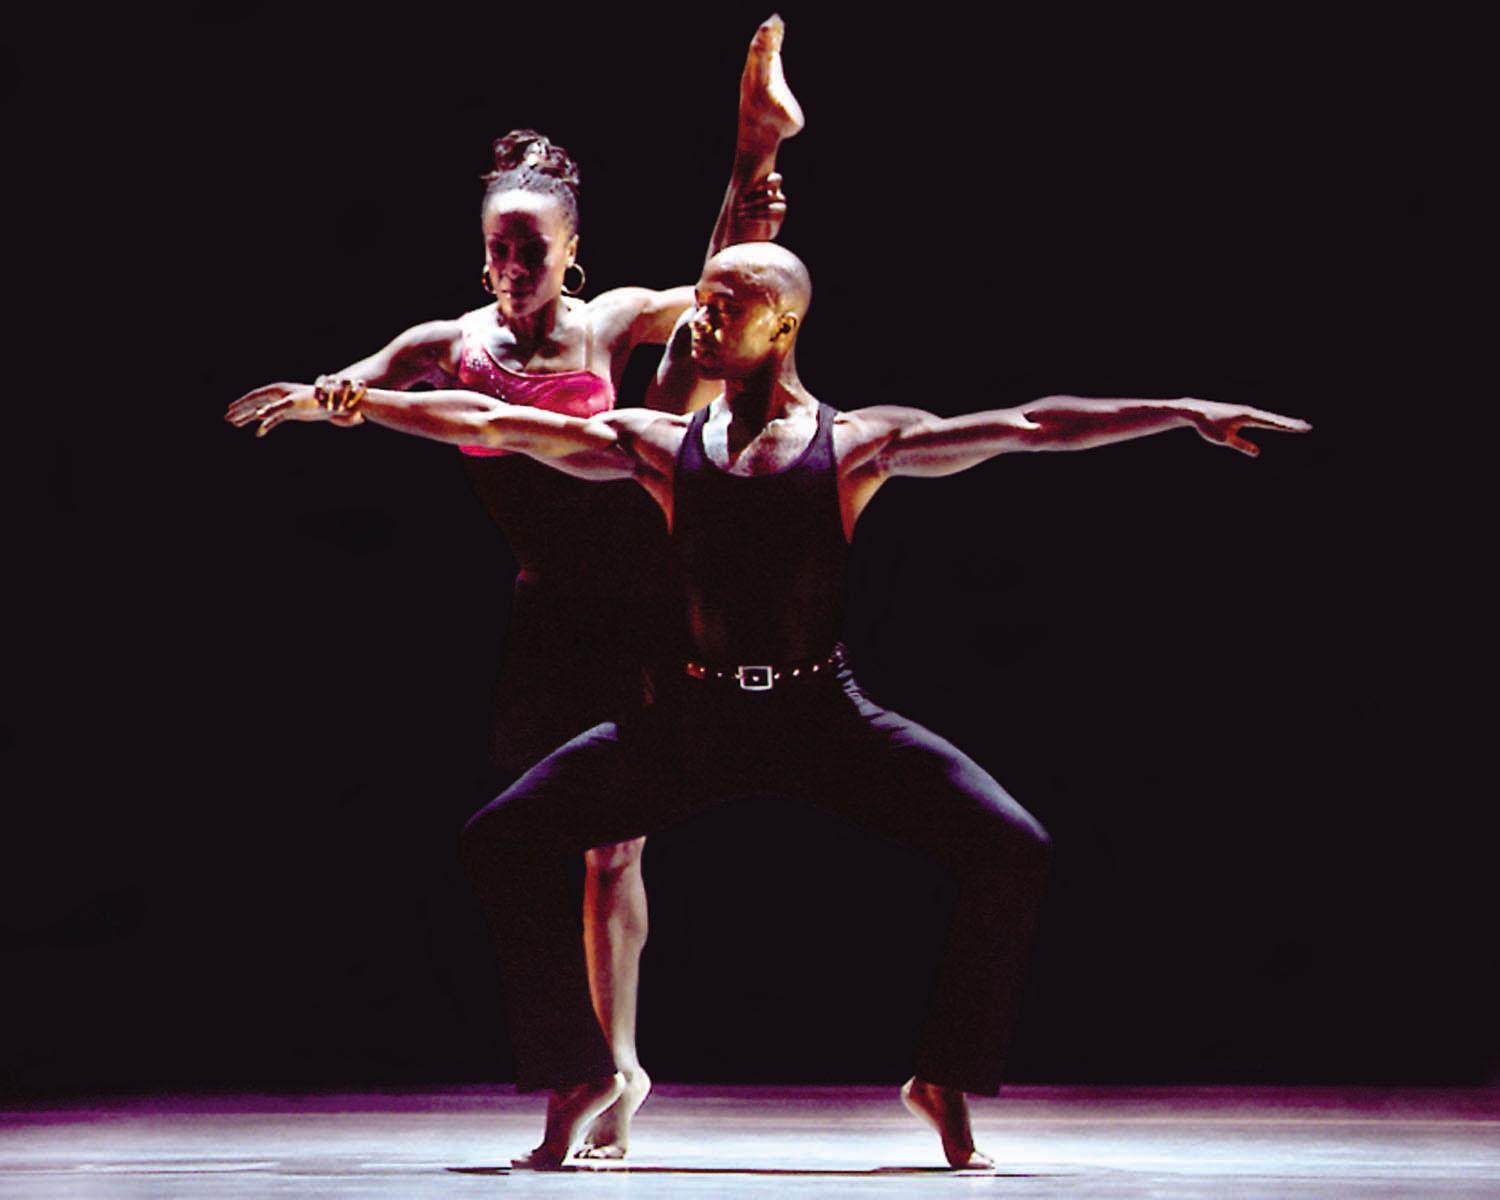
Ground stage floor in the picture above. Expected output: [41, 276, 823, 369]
[4, 1084, 1498, 1197]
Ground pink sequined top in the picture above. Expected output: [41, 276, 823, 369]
[449, 307, 646, 592]
[454, 309, 615, 456]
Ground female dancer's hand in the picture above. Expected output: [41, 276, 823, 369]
[731, 173, 788, 242]
[226, 382, 364, 437]
[1179, 400, 1312, 457]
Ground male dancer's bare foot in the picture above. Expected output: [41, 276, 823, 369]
[739, 14, 805, 153]
[900, 1076, 995, 1170]
[575, 1066, 651, 1160]
[510, 1073, 624, 1170]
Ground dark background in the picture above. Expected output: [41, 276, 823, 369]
[5, 6, 1490, 1095]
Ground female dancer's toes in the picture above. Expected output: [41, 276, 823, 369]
[573, 1142, 625, 1162]
[576, 1067, 652, 1159]
[900, 1076, 994, 1171]
[950, 1147, 996, 1170]
[739, 14, 805, 146]
[753, 13, 786, 53]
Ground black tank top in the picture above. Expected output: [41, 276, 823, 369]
[672, 402, 849, 664]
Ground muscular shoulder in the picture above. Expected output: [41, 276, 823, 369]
[603, 406, 691, 440]
[392, 315, 468, 369]
[598, 407, 690, 478]
[398, 313, 468, 346]
[840, 405, 937, 434]
[339, 315, 466, 387]
[835, 406, 937, 468]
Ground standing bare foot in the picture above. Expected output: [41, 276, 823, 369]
[900, 1076, 995, 1170]
[575, 1065, 652, 1160]
[739, 14, 805, 151]
[510, 1073, 624, 1170]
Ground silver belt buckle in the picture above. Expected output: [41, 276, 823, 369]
[736, 665, 774, 692]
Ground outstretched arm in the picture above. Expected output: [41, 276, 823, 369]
[847, 396, 1312, 480]
[227, 383, 622, 462]
[226, 319, 462, 429]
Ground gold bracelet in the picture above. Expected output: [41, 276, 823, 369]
[313, 375, 367, 414]
[341, 379, 368, 415]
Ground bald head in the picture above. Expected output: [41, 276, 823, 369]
[690, 243, 814, 381]
[702, 242, 812, 317]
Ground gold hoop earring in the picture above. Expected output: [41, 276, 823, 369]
[480, 268, 494, 295]
[562, 262, 586, 296]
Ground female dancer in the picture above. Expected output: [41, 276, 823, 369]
[229, 16, 805, 1159]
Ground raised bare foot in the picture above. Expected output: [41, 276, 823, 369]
[510, 1072, 624, 1170]
[900, 1076, 995, 1170]
[739, 15, 805, 150]
[575, 1065, 652, 1159]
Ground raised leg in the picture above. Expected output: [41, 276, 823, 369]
[734, 15, 805, 183]
[576, 837, 652, 1159]
[651, 16, 807, 416]
[713, 14, 804, 253]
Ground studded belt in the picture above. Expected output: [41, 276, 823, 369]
[683, 645, 846, 692]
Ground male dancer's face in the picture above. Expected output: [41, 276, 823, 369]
[688, 262, 793, 380]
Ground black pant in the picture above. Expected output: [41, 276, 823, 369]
[460, 664, 1051, 1095]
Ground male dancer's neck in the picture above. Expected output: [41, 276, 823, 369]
[722, 353, 808, 430]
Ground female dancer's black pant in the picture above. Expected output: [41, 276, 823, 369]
[460, 665, 1051, 1096]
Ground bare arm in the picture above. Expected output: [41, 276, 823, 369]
[362, 399, 686, 493]
[357, 388, 625, 458]
[226, 319, 463, 431]
[587, 285, 698, 365]
[847, 397, 1313, 481]
[226, 383, 621, 461]
[586, 164, 788, 381]
[325, 319, 462, 391]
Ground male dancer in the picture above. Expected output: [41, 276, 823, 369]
[232, 241, 1308, 1168]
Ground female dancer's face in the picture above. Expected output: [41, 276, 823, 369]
[481, 190, 578, 321]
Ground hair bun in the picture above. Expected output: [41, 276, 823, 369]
[491, 129, 546, 172]
[481, 129, 583, 231]
[489, 129, 579, 188]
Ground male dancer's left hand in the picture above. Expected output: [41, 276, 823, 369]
[1180, 400, 1312, 457]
